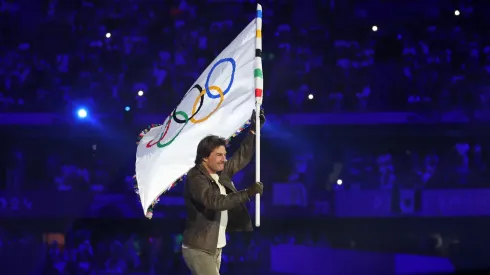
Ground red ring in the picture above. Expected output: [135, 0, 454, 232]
[146, 117, 172, 148]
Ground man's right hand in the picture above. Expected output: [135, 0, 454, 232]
[246, 181, 264, 197]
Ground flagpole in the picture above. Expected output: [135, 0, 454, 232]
[255, 101, 261, 227]
[254, 3, 263, 227]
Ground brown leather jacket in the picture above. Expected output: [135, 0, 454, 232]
[182, 133, 255, 254]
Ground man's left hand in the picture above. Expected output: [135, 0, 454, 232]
[250, 109, 265, 133]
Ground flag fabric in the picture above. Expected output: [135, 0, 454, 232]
[135, 14, 262, 217]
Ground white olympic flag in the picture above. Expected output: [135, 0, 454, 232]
[135, 18, 261, 216]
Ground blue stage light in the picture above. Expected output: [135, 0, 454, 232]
[77, 108, 88, 118]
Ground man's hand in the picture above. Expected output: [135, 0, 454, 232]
[250, 109, 265, 134]
[246, 181, 264, 197]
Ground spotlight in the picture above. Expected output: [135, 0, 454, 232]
[77, 108, 88, 119]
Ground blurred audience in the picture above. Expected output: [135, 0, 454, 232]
[1, 0, 489, 114]
[1, 136, 489, 193]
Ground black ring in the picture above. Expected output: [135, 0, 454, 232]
[172, 84, 205, 124]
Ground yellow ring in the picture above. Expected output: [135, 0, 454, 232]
[190, 85, 224, 123]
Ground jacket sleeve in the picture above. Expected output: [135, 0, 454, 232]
[223, 132, 255, 178]
[187, 172, 250, 211]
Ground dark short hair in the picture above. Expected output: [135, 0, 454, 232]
[195, 135, 227, 165]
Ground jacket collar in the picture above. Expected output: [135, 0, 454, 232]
[195, 164, 237, 192]
[196, 164, 215, 182]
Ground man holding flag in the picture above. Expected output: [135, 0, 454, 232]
[182, 110, 264, 275]
[135, 4, 265, 274]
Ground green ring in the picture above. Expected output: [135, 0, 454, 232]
[157, 111, 189, 148]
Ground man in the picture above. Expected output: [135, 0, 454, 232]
[182, 109, 265, 275]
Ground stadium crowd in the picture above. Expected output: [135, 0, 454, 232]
[1, 0, 490, 114]
[1, 0, 490, 274]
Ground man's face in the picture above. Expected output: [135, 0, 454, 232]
[204, 146, 227, 174]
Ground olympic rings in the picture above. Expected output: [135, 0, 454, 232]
[205, 58, 236, 99]
[190, 86, 224, 123]
[156, 111, 188, 148]
[145, 57, 236, 149]
[172, 84, 204, 123]
[146, 116, 171, 148]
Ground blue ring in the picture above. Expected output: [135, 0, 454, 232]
[205, 58, 236, 99]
